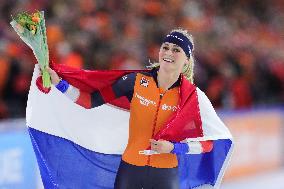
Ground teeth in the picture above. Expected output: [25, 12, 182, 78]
[163, 58, 174, 63]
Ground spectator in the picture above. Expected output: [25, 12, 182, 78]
[0, 0, 283, 119]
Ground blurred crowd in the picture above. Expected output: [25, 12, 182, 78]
[0, 0, 283, 119]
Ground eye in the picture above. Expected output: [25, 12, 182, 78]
[173, 48, 180, 53]
[163, 46, 169, 50]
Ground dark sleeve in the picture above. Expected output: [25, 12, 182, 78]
[112, 72, 136, 102]
[90, 73, 136, 107]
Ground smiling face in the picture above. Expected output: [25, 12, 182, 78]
[158, 42, 189, 74]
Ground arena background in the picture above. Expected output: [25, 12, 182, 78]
[0, 0, 283, 188]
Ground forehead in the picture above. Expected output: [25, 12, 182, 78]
[162, 42, 181, 48]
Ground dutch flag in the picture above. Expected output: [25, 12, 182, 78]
[26, 64, 233, 189]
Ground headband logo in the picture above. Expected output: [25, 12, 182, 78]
[167, 34, 184, 42]
[188, 46, 192, 54]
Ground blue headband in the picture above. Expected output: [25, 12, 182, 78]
[163, 31, 193, 58]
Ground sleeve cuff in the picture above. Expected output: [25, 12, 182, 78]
[56, 79, 69, 93]
[171, 142, 189, 154]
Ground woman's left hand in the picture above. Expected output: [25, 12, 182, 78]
[150, 139, 174, 153]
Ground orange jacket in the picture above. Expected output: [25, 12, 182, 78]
[122, 73, 180, 168]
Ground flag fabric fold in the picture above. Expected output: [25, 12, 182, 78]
[27, 64, 233, 189]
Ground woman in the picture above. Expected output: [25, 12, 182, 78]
[46, 28, 215, 189]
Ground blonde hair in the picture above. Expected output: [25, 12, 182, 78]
[148, 28, 195, 83]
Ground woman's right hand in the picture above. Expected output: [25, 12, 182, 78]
[46, 67, 61, 85]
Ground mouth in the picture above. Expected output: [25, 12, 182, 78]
[162, 58, 174, 63]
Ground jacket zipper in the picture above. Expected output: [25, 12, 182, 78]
[147, 92, 164, 166]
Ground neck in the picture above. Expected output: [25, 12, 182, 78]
[157, 69, 180, 90]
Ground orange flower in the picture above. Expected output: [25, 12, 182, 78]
[30, 25, 37, 35]
[30, 25, 36, 30]
[32, 16, 40, 23]
[32, 12, 40, 23]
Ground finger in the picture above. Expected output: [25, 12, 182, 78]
[151, 145, 158, 151]
[47, 67, 53, 74]
[153, 146, 160, 153]
[150, 139, 159, 146]
[154, 140, 163, 146]
[48, 67, 54, 72]
[45, 67, 50, 74]
[151, 142, 158, 147]
[151, 142, 159, 149]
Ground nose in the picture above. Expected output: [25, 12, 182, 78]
[164, 48, 173, 56]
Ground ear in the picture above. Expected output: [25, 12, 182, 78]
[184, 57, 190, 66]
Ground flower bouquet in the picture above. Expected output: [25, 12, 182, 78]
[10, 11, 51, 89]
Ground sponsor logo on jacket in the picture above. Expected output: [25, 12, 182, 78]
[135, 93, 156, 106]
[162, 104, 178, 112]
[135, 93, 177, 112]
[140, 77, 149, 87]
